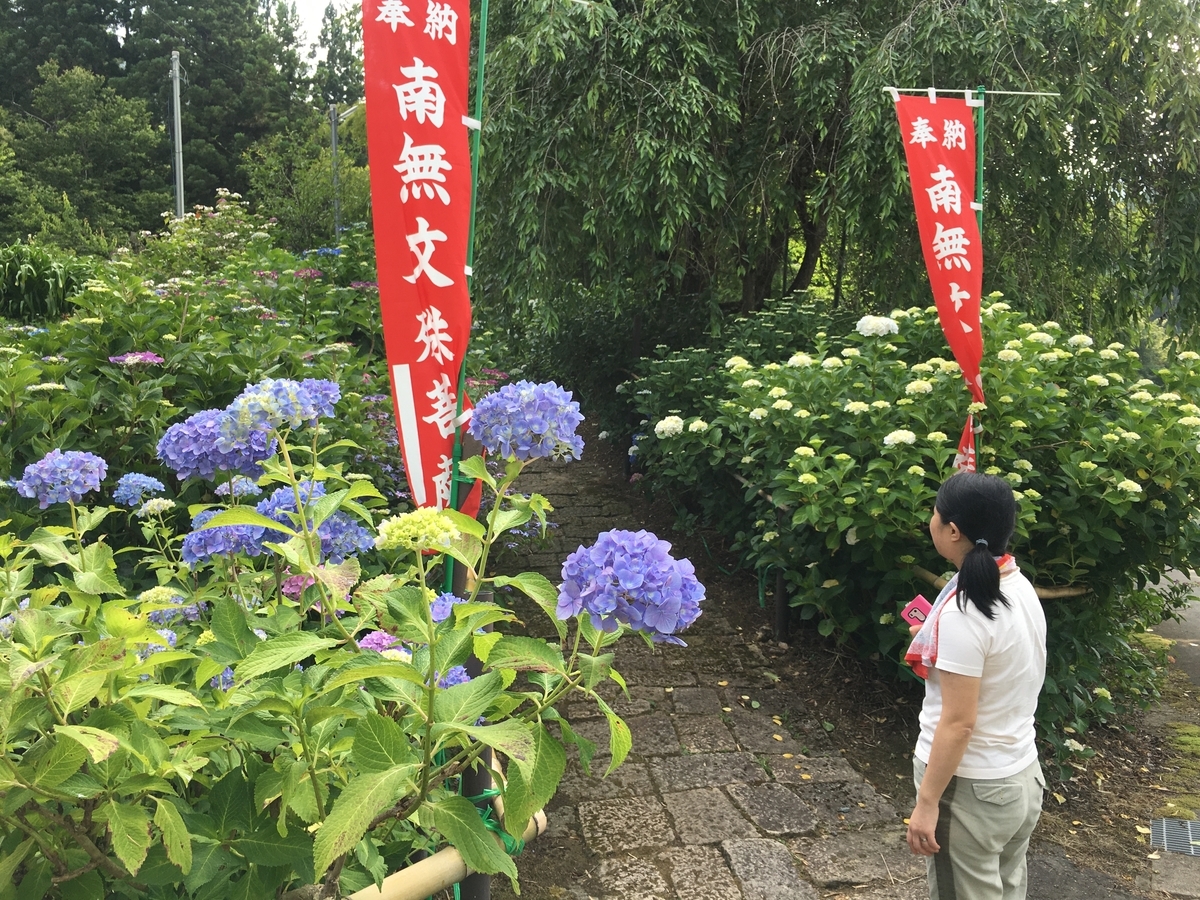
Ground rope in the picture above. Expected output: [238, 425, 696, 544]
[464, 790, 526, 856]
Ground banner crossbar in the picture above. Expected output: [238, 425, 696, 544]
[883, 86, 1060, 100]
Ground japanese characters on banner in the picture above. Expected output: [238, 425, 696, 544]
[893, 93, 984, 472]
[362, 0, 477, 509]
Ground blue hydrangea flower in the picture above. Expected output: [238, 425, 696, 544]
[114, 473, 166, 507]
[219, 378, 341, 451]
[0, 598, 30, 638]
[557, 529, 705, 645]
[430, 592, 466, 624]
[181, 508, 267, 565]
[16, 449, 108, 508]
[468, 381, 584, 462]
[147, 597, 207, 625]
[257, 483, 374, 563]
[137, 628, 177, 660]
[210, 666, 234, 690]
[437, 666, 471, 688]
[157, 409, 276, 481]
[214, 476, 262, 498]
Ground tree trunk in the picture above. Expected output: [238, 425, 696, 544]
[787, 209, 828, 296]
[740, 226, 788, 314]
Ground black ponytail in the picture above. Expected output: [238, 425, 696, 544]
[934, 472, 1018, 620]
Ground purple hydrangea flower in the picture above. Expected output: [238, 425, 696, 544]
[257, 483, 373, 563]
[157, 409, 276, 481]
[181, 508, 267, 565]
[137, 628, 177, 660]
[210, 666, 234, 690]
[16, 449, 108, 508]
[436, 666, 471, 688]
[114, 473, 166, 507]
[147, 597, 207, 625]
[430, 592, 466, 624]
[357, 630, 400, 653]
[109, 351, 165, 366]
[557, 529, 704, 645]
[214, 476, 262, 498]
[468, 381, 584, 462]
[219, 377, 341, 451]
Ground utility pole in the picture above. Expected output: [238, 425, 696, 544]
[171, 51, 184, 218]
[329, 103, 340, 238]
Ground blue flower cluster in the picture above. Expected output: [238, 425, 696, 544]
[437, 666, 471, 688]
[219, 378, 340, 451]
[557, 529, 704, 645]
[430, 592, 466, 624]
[214, 476, 262, 498]
[16, 449, 108, 508]
[147, 597, 208, 625]
[468, 381, 584, 462]
[181, 509, 267, 565]
[210, 666, 234, 690]
[0, 598, 30, 637]
[114, 472, 166, 507]
[157, 409, 277, 481]
[257, 483, 373, 564]
[137, 628, 177, 660]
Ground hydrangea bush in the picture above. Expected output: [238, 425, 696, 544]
[0, 377, 703, 898]
[631, 299, 1199, 751]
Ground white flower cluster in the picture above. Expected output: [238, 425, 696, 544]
[1117, 479, 1143, 495]
[725, 355, 752, 372]
[787, 353, 814, 367]
[654, 416, 684, 438]
[855, 315, 899, 337]
[768, 386, 788, 399]
[997, 349, 1021, 362]
[688, 419, 709, 433]
[821, 357, 844, 370]
[905, 379, 934, 395]
[1067, 334, 1094, 348]
[1086, 374, 1110, 387]
[749, 408, 768, 420]
[883, 429, 916, 446]
[1025, 331, 1055, 346]
[843, 401, 870, 414]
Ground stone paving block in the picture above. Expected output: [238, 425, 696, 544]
[556, 760, 655, 802]
[1151, 852, 1200, 898]
[725, 705, 806, 754]
[578, 797, 676, 853]
[594, 856, 671, 900]
[543, 804, 580, 841]
[769, 755, 861, 785]
[721, 838, 817, 900]
[820, 876, 928, 900]
[790, 781, 900, 829]
[662, 788, 757, 844]
[610, 685, 669, 718]
[628, 713, 682, 756]
[648, 751, 767, 792]
[727, 782, 818, 836]
[670, 686, 724, 716]
[673, 715, 739, 752]
[559, 717, 613, 761]
[657, 845, 744, 900]
[787, 828, 923, 887]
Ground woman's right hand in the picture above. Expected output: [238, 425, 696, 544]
[909, 624, 921, 636]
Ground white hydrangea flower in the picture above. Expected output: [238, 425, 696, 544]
[1078, 461, 1098, 471]
[1130, 391, 1154, 402]
[841, 347, 862, 358]
[1064, 738, 1087, 753]
[871, 400, 891, 409]
[1117, 479, 1143, 494]
[909, 363, 935, 374]
[896, 398, 915, 406]
[905, 379, 934, 395]
[1068, 334, 1094, 348]
[883, 429, 916, 446]
[855, 315, 899, 337]
[997, 349, 1021, 362]
[795, 446, 816, 457]
[787, 353, 814, 367]
[907, 465, 926, 476]
[1042, 320, 1062, 330]
[762, 363, 781, 371]
[1017, 323, 1036, 332]
[968, 402, 987, 414]
[725, 355, 751, 371]
[1004, 339, 1023, 350]
[768, 386, 788, 399]
[742, 455, 755, 464]
[1107, 342, 1125, 351]
[821, 357, 845, 369]
[772, 399, 793, 410]
[844, 401, 870, 414]
[889, 309, 911, 320]
[1160, 392, 1182, 402]
[927, 431, 949, 442]
[1179, 403, 1200, 414]
[799, 473, 818, 485]
[845, 527, 859, 545]
[762, 532, 778, 543]
[654, 416, 685, 438]
[939, 361, 961, 374]
[1005, 472, 1023, 486]
[749, 408, 768, 420]
[1086, 374, 1110, 387]
[1178, 350, 1200, 361]
[1038, 352, 1059, 363]
[688, 419, 709, 432]
[1010, 419, 1027, 429]
[741, 378, 763, 388]
[1106, 372, 1124, 383]
[1025, 331, 1055, 346]
[1023, 488, 1043, 500]
[1180, 416, 1200, 427]
[1098, 349, 1119, 360]
[1102, 433, 1120, 443]
[984, 466, 1002, 475]
[794, 408, 811, 418]
[1121, 431, 1140, 442]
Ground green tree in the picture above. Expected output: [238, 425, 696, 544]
[9, 63, 168, 250]
[477, 0, 1200, 342]
[312, 1, 364, 106]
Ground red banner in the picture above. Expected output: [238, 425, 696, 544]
[363, 0, 476, 508]
[894, 92, 985, 471]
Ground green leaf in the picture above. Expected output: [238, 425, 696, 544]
[489, 507, 532, 536]
[577, 653, 614, 689]
[421, 794, 518, 880]
[439, 722, 536, 776]
[154, 797, 193, 875]
[236, 633, 339, 682]
[455, 456, 495, 491]
[107, 799, 152, 875]
[313, 765, 418, 875]
[491, 572, 557, 608]
[352, 712, 418, 773]
[314, 558, 361, 597]
[432, 670, 504, 725]
[32, 738, 86, 789]
[55, 671, 108, 714]
[72, 568, 124, 595]
[55, 725, 120, 762]
[200, 508, 296, 537]
[596, 699, 632, 776]
[232, 826, 313, 876]
[500, 724, 566, 838]
[320, 660, 428, 694]
[211, 598, 257, 657]
[484, 635, 566, 673]
[0, 839, 33, 887]
[120, 683, 203, 708]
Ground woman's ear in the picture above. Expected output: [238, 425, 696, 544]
[946, 521, 963, 543]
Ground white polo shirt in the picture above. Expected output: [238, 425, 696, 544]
[915, 567, 1047, 779]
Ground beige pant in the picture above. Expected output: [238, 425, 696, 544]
[914, 757, 1045, 900]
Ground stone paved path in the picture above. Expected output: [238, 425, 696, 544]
[492, 446, 1153, 900]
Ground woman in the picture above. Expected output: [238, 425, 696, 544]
[905, 472, 1047, 900]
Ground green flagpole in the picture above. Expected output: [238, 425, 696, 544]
[444, 0, 489, 593]
[975, 85, 985, 235]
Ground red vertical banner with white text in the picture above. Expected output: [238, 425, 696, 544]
[362, 0, 474, 508]
[894, 93, 984, 472]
